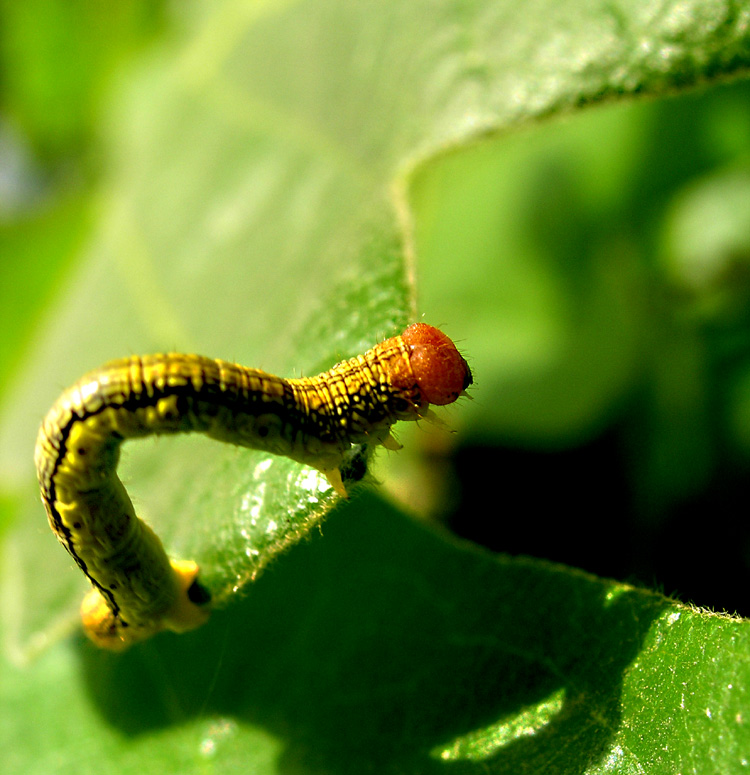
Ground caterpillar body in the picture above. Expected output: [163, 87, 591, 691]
[34, 323, 472, 650]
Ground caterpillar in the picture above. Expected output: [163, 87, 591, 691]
[34, 323, 472, 650]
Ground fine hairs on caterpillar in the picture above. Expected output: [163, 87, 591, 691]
[35, 323, 472, 650]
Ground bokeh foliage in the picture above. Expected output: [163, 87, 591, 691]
[3, 1, 750, 772]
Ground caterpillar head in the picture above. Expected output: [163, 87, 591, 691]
[401, 323, 472, 406]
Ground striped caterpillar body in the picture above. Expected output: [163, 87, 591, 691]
[35, 323, 472, 650]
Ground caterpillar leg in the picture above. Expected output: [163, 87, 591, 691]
[323, 468, 348, 498]
[80, 559, 210, 651]
[162, 559, 212, 633]
[381, 432, 403, 451]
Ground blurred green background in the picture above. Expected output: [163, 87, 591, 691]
[412, 84, 750, 618]
[3, 1, 750, 616]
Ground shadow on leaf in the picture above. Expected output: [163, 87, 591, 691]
[79, 493, 668, 774]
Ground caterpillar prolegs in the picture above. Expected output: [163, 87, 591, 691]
[34, 323, 472, 650]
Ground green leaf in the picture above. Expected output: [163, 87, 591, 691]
[3, 497, 749, 774]
[2, 0, 750, 772]
[0, 0, 167, 156]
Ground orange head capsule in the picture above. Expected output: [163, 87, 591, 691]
[401, 323, 472, 406]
